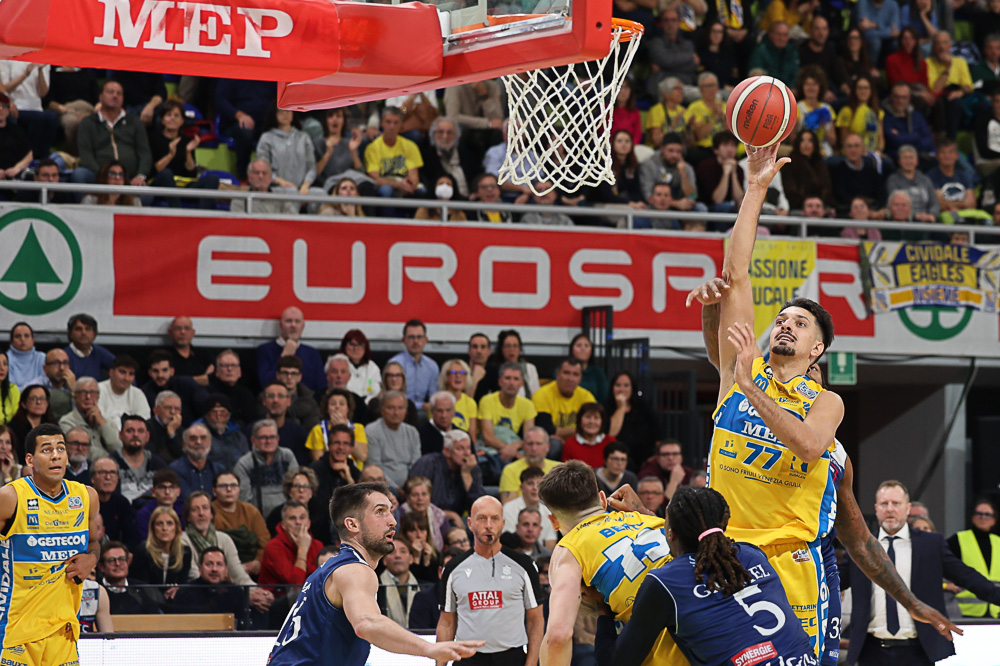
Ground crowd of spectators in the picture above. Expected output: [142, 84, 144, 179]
[3, 0, 1000, 236]
[0, 309, 699, 632]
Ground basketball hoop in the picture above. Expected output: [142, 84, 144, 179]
[498, 17, 644, 196]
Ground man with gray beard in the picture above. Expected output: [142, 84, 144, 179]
[170, 423, 225, 499]
[64, 426, 93, 485]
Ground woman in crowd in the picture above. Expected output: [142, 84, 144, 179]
[399, 511, 440, 583]
[306, 388, 369, 463]
[586, 130, 646, 207]
[841, 196, 884, 240]
[0, 426, 22, 485]
[181, 491, 255, 585]
[339, 329, 381, 400]
[570, 333, 609, 403]
[367, 362, 419, 426]
[444, 526, 471, 551]
[397, 476, 455, 552]
[782, 130, 833, 212]
[318, 177, 365, 217]
[611, 78, 642, 147]
[795, 66, 837, 157]
[148, 99, 220, 209]
[594, 441, 639, 496]
[561, 402, 616, 468]
[415, 174, 468, 221]
[264, 468, 329, 542]
[256, 106, 317, 197]
[836, 27, 881, 98]
[885, 27, 934, 110]
[491, 330, 540, 398]
[8, 384, 54, 458]
[900, 0, 940, 51]
[0, 353, 16, 426]
[314, 107, 370, 194]
[434, 360, 478, 441]
[604, 371, 659, 470]
[697, 22, 740, 94]
[836, 75, 884, 155]
[132, 507, 193, 587]
[80, 160, 142, 206]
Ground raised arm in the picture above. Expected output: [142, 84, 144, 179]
[685, 277, 730, 372]
[716, 143, 790, 404]
[835, 456, 961, 641]
[539, 546, 584, 666]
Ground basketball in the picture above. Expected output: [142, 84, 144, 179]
[726, 76, 798, 148]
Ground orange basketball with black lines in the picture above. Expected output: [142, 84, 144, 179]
[725, 76, 797, 148]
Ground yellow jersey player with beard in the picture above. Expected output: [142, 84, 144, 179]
[0, 424, 100, 666]
[698, 143, 960, 659]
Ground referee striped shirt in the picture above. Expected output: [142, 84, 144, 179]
[439, 546, 542, 653]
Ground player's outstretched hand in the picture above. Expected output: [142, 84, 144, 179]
[685, 277, 730, 307]
[608, 485, 652, 516]
[430, 640, 485, 662]
[745, 143, 791, 191]
[908, 601, 963, 641]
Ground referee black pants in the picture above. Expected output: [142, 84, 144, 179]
[858, 637, 932, 666]
[462, 647, 525, 666]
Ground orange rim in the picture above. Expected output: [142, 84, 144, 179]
[453, 14, 643, 42]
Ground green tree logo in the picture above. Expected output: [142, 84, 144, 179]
[0, 209, 82, 315]
[897, 306, 974, 341]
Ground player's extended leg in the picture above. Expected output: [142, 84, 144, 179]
[820, 536, 842, 666]
[761, 540, 828, 659]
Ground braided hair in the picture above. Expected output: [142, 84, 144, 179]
[667, 486, 751, 597]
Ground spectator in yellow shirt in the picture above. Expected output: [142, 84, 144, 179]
[531, 358, 595, 461]
[645, 77, 688, 149]
[498, 427, 561, 503]
[364, 107, 426, 201]
[927, 32, 974, 141]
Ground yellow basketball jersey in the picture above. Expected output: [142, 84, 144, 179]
[0, 478, 90, 647]
[709, 357, 837, 547]
[559, 511, 685, 665]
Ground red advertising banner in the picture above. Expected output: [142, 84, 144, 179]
[112, 215, 725, 332]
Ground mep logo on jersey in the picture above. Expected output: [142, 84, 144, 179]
[68, 496, 83, 510]
[468, 590, 503, 610]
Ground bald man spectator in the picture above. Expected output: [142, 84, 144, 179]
[146, 390, 185, 462]
[140, 350, 208, 427]
[366, 391, 421, 490]
[167, 316, 214, 382]
[257, 306, 326, 394]
[170, 423, 225, 498]
[207, 349, 258, 427]
[26, 348, 75, 421]
[59, 377, 121, 458]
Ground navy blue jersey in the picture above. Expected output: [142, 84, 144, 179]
[651, 543, 816, 666]
[268, 544, 372, 666]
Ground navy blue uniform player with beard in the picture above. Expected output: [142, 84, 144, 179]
[268, 483, 482, 665]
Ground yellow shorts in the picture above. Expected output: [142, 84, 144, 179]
[1, 624, 79, 666]
[760, 539, 828, 658]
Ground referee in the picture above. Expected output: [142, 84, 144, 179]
[437, 496, 544, 666]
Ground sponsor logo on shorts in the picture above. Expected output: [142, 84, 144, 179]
[468, 590, 502, 610]
[67, 496, 83, 510]
[26, 499, 38, 511]
[731, 641, 777, 666]
[791, 549, 812, 564]
[5, 647, 23, 655]
[794, 382, 818, 400]
[1, 657, 27, 666]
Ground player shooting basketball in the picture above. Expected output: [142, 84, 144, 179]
[687, 142, 960, 658]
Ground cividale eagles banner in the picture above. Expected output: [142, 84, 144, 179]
[861, 241, 1000, 314]
[0, 204, 998, 358]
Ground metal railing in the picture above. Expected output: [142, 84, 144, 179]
[4, 181, 1000, 243]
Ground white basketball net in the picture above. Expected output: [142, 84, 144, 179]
[499, 21, 644, 196]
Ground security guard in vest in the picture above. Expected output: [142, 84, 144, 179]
[947, 499, 1000, 618]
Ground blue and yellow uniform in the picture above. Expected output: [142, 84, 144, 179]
[559, 511, 685, 665]
[0, 477, 91, 666]
[709, 357, 837, 656]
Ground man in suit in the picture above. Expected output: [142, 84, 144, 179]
[848, 480, 1000, 665]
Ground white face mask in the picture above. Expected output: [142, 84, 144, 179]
[435, 183, 454, 200]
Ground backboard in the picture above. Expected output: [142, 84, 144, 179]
[277, 0, 615, 110]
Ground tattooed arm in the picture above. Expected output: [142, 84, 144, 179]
[835, 456, 961, 640]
